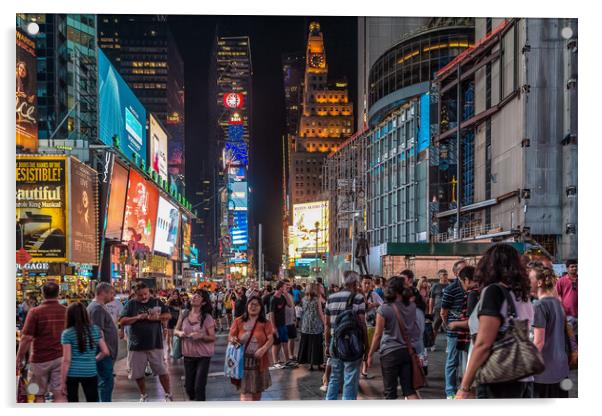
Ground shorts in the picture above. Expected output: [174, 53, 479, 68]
[28, 357, 62, 395]
[273, 325, 289, 345]
[213, 308, 223, 319]
[287, 324, 297, 340]
[130, 349, 167, 380]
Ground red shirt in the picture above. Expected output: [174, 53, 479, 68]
[556, 274, 578, 318]
[21, 299, 67, 363]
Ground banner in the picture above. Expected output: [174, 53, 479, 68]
[16, 29, 38, 153]
[105, 160, 129, 240]
[154, 196, 180, 257]
[181, 214, 191, 262]
[69, 158, 99, 265]
[122, 169, 159, 251]
[289, 201, 329, 260]
[16, 156, 67, 261]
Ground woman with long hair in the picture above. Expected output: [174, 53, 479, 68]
[456, 243, 535, 399]
[228, 296, 274, 401]
[367, 276, 421, 400]
[174, 289, 215, 401]
[166, 290, 182, 359]
[60, 302, 110, 402]
[417, 276, 430, 306]
[297, 283, 325, 371]
[529, 266, 571, 398]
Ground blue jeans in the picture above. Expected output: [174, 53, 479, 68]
[326, 341, 362, 400]
[97, 356, 114, 402]
[444, 335, 460, 397]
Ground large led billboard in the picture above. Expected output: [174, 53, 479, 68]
[16, 156, 67, 261]
[154, 196, 180, 257]
[105, 160, 129, 240]
[230, 211, 248, 248]
[16, 29, 38, 153]
[289, 201, 329, 260]
[98, 48, 147, 165]
[181, 214, 191, 262]
[190, 244, 200, 267]
[149, 114, 169, 182]
[230, 181, 248, 211]
[122, 169, 159, 251]
[69, 158, 99, 264]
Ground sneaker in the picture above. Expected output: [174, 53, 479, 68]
[273, 363, 285, 369]
[165, 393, 173, 402]
[139, 394, 148, 402]
[430, 346, 436, 352]
[446, 395, 455, 400]
[319, 384, 328, 392]
[285, 360, 298, 368]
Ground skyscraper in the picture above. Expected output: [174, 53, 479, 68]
[290, 22, 354, 207]
[208, 35, 253, 279]
[97, 14, 186, 192]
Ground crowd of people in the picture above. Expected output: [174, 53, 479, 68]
[15, 244, 578, 402]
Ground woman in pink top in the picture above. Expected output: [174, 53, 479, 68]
[174, 290, 216, 401]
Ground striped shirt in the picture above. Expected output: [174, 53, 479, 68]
[61, 325, 102, 377]
[21, 300, 67, 363]
[324, 289, 366, 334]
[441, 279, 467, 338]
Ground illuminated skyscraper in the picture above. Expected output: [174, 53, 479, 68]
[290, 22, 354, 207]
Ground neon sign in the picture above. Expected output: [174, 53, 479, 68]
[223, 92, 244, 109]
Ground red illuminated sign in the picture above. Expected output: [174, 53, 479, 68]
[229, 112, 243, 125]
[223, 93, 244, 109]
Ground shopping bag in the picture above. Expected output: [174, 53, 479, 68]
[224, 342, 245, 380]
[171, 336, 183, 360]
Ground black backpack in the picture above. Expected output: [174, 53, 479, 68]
[332, 293, 365, 362]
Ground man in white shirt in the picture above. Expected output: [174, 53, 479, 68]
[105, 289, 124, 326]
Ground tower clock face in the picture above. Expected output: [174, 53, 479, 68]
[310, 54, 324, 68]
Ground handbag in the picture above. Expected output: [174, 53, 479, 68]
[391, 304, 427, 390]
[564, 317, 578, 370]
[475, 284, 545, 384]
[224, 319, 258, 381]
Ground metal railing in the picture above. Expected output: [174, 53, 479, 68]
[434, 223, 502, 243]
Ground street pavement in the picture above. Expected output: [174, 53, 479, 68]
[111, 330, 578, 401]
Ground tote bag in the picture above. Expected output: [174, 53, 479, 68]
[224, 320, 258, 380]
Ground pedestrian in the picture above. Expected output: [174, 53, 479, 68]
[417, 276, 430, 306]
[270, 280, 294, 368]
[234, 287, 247, 319]
[16, 282, 67, 402]
[360, 274, 383, 379]
[428, 269, 450, 349]
[175, 290, 215, 401]
[60, 302, 110, 402]
[295, 300, 303, 328]
[118, 282, 173, 402]
[367, 276, 421, 400]
[297, 283, 325, 371]
[104, 291, 123, 326]
[440, 260, 468, 399]
[529, 266, 571, 398]
[324, 271, 367, 400]
[228, 296, 274, 401]
[456, 244, 535, 399]
[400, 269, 427, 313]
[224, 289, 235, 328]
[166, 290, 182, 358]
[374, 277, 385, 299]
[87, 283, 119, 402]
[556, 259, 578, 338]
[285, 286, 299, 365]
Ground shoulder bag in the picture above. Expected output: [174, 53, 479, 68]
[224, 319, 258, 381]
[475, 284, 545, 384]
[391, 303, 427, 390]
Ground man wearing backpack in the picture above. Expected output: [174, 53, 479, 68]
[324, 271, 367, 400]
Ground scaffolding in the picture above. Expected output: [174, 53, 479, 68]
[322, 129, 368, 259]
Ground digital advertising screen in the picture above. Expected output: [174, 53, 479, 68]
[98, 48, 147, 165]
[289, 200, 329, 260]
[105, 160, 129, 240]
[16, 156, 68, 261]
[16, 29, 38, 153]
[69, 158, 98, 265]
[122, 169, 159, 251]
[230, 210, 248, 248]
[181, 214, 191, 262]
[190, 244, 200, 267]
[149, 114, 169, 182]
[154, 196, 180, 256]
[230, 181, 248, 211]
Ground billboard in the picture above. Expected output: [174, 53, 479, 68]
[16, 29, 38, 153]
[98, 48, 147, 165]
[16, 156, 68, 261]
[122, 169, 159, 251]
[105, 160, 129, 240]
[181, 214, 192, 262]
[69, 159, 99, 264]
[230, 181, 248, 211]
[190, 244, 200, 266]
[289, 201, 329, 260]
[149, 114, 169, 182]
[154, 196, 180, 256]
[230, 211, 248, 248]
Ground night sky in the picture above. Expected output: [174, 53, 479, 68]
[169, 15, 357, 273]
